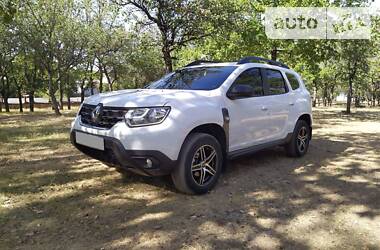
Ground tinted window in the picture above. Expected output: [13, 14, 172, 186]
[145, 66, 237, 90]
[231, 68, 263, 97]
[285, 73, 300, 90]
[263, 69, 287, 95]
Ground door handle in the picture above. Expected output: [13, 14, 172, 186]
[261, 106, 268, 111]
[289, 102, 295, 106]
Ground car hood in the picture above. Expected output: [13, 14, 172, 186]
[84, 89, 211, 107]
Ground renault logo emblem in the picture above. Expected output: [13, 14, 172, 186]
[91, 104, 103, 122]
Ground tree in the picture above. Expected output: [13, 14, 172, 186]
[0, 20, 18, 112]
[367, 57, 380, 106]
[9, 55, 26, 112]
[19, 0, 86, 115]
[114, 32, 165, 89]
[95, 28, 126, 91]
[1, 0, 378, 115]
[117, 0, 237, 72]
[338, 40, 371, 113]
[20, 49, 42, 112]
[319, 62, 340, 106]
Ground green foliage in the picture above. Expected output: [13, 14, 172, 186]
[0, 0, 379, 114]
[0, 0, 17, 23]
[120, 0, 244, 72]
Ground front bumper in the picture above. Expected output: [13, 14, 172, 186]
[70, 130, 177, 176]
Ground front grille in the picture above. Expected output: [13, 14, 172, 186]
[79, 104, 128, 129]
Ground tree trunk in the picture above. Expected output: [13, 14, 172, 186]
[3, 76, 10, 112]
[65, 73, 71, 110]
[327, 91, 332, 106]
[346, 59, 358, 114]
[346, 79, 353, 114]
[4, 97, 9, 112]
[329, 85, 335, 106]
[90, 63, 94, 95]
[104, 68, 113, 91]
[134, 77, 138, 89]
[355, 96, 360, 107]
[322, 83, 328, 106]
[80, 79, 85, 103]
[0, 96, 2, 112]
[271, 46, 277, 61]
[67, 95, 71, 110]
[99, 64, 103, 93]
[18, 86, 23, 113]
[371, 80, 377, 107]
[48, 72, 61, 116]
[373, 94, 376, 107]
[312, 98, 317, 107]
[29, 92, 34, 112]
[162, 46, 173, 73]
[59, 80, 64, 110]
[90, 78, 94, 95]
[312, 81, 317, 107]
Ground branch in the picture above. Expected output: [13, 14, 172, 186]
[170, 33, 211, 52]
[124, 0, 159, 24]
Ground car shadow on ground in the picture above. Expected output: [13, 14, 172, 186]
[1, 109, 380, 249]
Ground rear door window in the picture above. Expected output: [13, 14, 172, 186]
[262, 69, 288, 95]
[285, 72, 300, 90]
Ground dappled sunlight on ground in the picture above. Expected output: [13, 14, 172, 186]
[1, 106, 380, 249]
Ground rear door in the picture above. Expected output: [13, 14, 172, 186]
[261, 68, 292, 141]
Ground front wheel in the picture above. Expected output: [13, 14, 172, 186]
[171, 133, 223, 194]
[285, 120, 311, 157]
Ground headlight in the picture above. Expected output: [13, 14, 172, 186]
[125, 107, 170, 127]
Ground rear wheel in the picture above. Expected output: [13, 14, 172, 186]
[171, 133, 223, 194]
[285, 120, 311, 157]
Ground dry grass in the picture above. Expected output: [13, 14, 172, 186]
[0, 106, 379, 249]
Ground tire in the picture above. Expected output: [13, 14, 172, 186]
[171, 133, 223, 194]
[285, 120, 311, 157]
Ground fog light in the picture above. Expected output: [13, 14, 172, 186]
[145, 158, 153, 168]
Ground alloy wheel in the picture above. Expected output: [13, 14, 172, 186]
[297, 126, 308, 153]
[191, 145, 218, 186]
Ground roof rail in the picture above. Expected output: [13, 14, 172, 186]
[185, 60, 219, 67]
[237, 56, 289, 69]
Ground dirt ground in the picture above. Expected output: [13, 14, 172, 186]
[0, 107, 379, 250]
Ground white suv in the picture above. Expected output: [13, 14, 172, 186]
[71, 56, 312, 194]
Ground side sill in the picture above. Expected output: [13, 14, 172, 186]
[227, 133, 293, 160]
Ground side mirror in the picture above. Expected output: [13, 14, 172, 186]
[227, 84, 254, 99]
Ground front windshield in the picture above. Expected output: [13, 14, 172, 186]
[145, 66, 237, 90]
